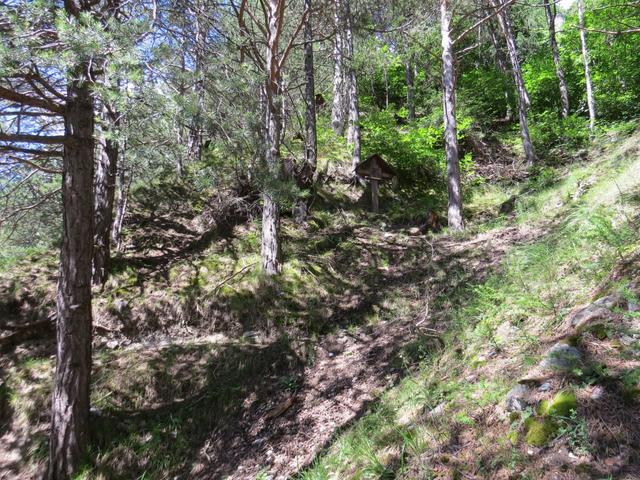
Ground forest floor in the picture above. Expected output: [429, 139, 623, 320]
[1, 123, 640, 479]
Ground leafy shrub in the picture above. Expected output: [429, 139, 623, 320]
[529, 112, 590, 158]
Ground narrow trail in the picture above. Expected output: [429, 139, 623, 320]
[193, 222, 546, 479]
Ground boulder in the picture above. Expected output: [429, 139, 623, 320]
[506, 384, 533, 412]
[541, 343, 582, 373]
[569, 293, 626, 331]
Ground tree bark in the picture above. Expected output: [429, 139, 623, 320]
[48, 64, 95, 479]
[92, 107, 118, 286]
[294, 0, 318, 224]
[544, 0, 570, 118]
[405, 57, 416, 121]
[578, 0, 596, 133]
[343, 0, 361, 174]
[441, 0, 464, 231]
[493, 0, 537, 166]
[261, 0, 284, 275]
[331, 0, 347, 135]
[111, 140, 128, 252]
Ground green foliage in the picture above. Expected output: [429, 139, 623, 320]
[529, 112, 590, 159]
[360, 110, 473, 200]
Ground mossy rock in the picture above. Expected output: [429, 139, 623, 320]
[537, 390, 578, 417]
[524, 417, 558, 447]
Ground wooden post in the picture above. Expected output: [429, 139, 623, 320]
[371, 161, 381, 213]
[371, 178, 379, 213]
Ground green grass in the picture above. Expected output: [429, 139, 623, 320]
[300, 126, 640, 479]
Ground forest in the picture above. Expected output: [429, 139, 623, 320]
[1, 0, 640, 478]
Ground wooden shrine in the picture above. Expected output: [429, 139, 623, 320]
[355, 154, 396, 213]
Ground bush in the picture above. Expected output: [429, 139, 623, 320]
[529, 112, 590, 159]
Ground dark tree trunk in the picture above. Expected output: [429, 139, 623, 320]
[493, 0, 537, 166]
[303, 0, 317, 173]
[578, 0, 596, 133]
[295, 0, 318, 224]
[92, 109, 118, 286]
[405, 57, 416, 121]
[544, 0, 570, 118]
[441, 0, 464, 231]
[48, 66, 95, 479]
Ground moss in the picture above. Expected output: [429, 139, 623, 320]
[537, 390, 578, 417]
[587, 323, 609, 340]
[524, 417, 558, 446]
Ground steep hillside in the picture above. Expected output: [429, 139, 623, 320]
[1, 124, 640, 479]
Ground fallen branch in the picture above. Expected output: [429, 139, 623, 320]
[213, 262, 258, 293]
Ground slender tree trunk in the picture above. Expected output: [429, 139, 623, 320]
[188, 0, 205, 162]
[331, 0, 347, 135]
[92, 107, 118, 286]
[343, 0, 361, 173]
[405, 57, 416, 121]
[544, 0, 570, 118]
[295, 0, 318, 224]
[48, 64, 95, 479]
[441, 0, 464, 231]
[262, 0, 284, 275]
[493, 0, 537, 166]
[303, 0, 317, 173]
[578, 0, 596, 133]
[111, 143, 128, 253]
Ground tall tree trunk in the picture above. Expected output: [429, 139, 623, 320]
[493, 0, 537, 166]
[343, 0, 361, 173]
[405, 57, 416, 121]
[441, 0, 464, 231]
[188, 0, 206, 162]
[578, 0, 596, 133]
[331, 0, 347, 135]
[262, 0, 284, 275]
[295, 0, 318, 224]
[544, 0, 570, 118]
[111, 143, 128, 253]
[48, 64, 95, 479]
[92, 107, 118, 286]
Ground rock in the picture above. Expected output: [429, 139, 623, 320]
[538, 381, 553, 392]
[407, 227, 421, 236]
[593, 293, 627, 310]
[570, 304, 612, 330]
[506, 384, 532, 412]
[541, 343, 582, 373]
[589, 385, 605, 400]
[628, 302, 640, 313]
[106, 339, 119, 349]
